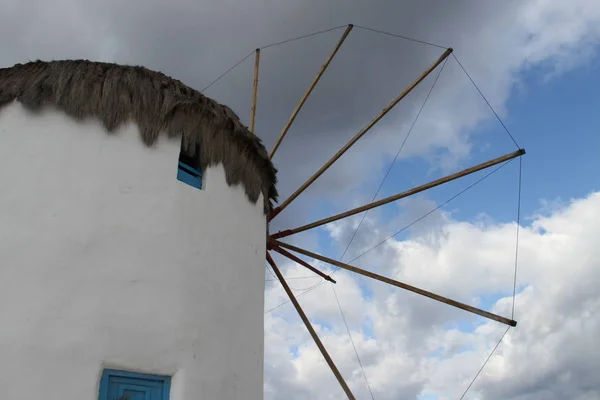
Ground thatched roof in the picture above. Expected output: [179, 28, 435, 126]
[0, 59, 278, 214]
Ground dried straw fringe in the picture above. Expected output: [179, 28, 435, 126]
[0, 59, 278, 214]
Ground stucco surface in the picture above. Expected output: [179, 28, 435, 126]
[0, 102, 266, 400]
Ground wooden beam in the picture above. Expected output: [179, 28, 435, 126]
[269, 47, 454, 221]
[269, 24, 354, 159]
[250, 49, 261, 132]
[271, 148, 525, 239]
[266, 253, 356, 399]
[272, 241, 518, 327]
[271, 245, 336, 283]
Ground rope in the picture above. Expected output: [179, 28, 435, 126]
[305, 56, 448, 398]
[259, 25, 348, 50]
[451, 54, 520, 149]
[265, 262, 325, 292]
[336, 55, 449, 267]
[459, 327, 510, 399]
[241, 26, 526, 400]
[199, 24, 447, 96]
[511, 157, 522, 319]
[348, 159, 514, 264]
[265, 153, 523, 400]
[200, 25, 349, 93]
[459, 161, 521, 399]
[331, 284, 375, 399]
[264, 159, 514, 314]
[354, 25, 447, 50]
[200, 51, 255, 93]
[266, 276, 323, 281]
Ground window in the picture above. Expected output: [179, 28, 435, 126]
[177, 139, 203, 190]
[98, 369, 171, 400]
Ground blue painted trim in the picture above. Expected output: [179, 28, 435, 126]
[177, 160, 203, 190]
[98, 368, 171, 400]
[98, 371, 109, 400]
[177, 137, 203, 191]
[178, 161, 201, 177]
[177, 167, 203, 189]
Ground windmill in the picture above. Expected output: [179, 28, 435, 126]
[239, 24, 524, 399]
[0, 23, 523, 400]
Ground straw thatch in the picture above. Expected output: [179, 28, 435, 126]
[0, 59, 278, 214]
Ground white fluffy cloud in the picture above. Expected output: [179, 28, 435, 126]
[263, 1, 600, 396]
[265, 191, 600, 399]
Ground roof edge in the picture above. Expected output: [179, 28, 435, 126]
[0, 59, 278, 214]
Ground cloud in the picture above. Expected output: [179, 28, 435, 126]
[265, 191, 600, 399]
[2, 0, 600, 398]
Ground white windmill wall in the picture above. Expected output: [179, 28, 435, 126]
[0, 102, 266, 400]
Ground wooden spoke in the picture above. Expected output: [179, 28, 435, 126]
[272, 241, 518, 327]
[250, 49, 261, 132]
[271, 245, 336, 283]
[269, 24, 354, 159]
[266, 253, 356, 399]
[269, 47, 454, 221]
[271, 149, 525, 239]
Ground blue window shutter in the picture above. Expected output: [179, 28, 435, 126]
[99, 369, 171, 400]
[177, 139, 203, 190]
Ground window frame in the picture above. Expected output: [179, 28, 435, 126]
[98, 368, 171, 400]
[176, 139, 203, 190]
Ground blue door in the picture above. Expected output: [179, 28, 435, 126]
[99, 369, 171, 400]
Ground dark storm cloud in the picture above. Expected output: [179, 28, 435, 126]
[0, 0, 524, 230]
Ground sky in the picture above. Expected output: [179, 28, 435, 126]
[2, 0, 600, 399]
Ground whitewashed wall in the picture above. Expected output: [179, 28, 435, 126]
[0, 102, 266, 400]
